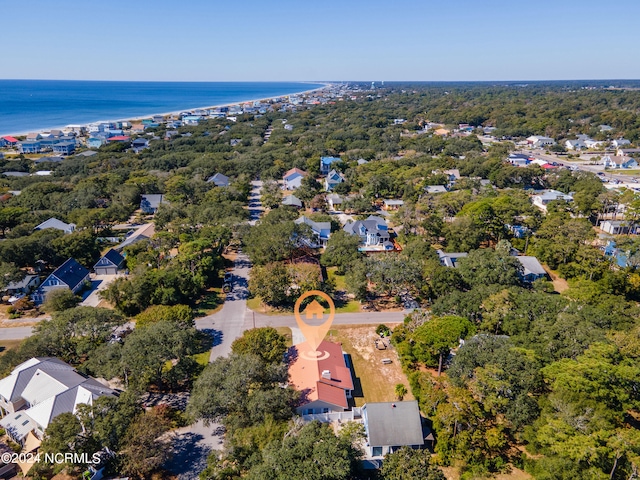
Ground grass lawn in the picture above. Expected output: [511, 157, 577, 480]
[326, 324, 408, 407]
[327, 267, 347, 290]
[335, 300, 361, 313]
[612, 169, 640, 175]
[193, 288, 225, 316]
[0, 340, 22, 356]
[274, 326, 293, 347]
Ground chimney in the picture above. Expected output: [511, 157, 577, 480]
[321, 370, 331, 380]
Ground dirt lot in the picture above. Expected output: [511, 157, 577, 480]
[326, 324, 410, 406]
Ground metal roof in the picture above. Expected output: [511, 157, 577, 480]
[363, 401, 424, 447]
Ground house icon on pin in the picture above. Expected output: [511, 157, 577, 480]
[304, 300, 325, 319]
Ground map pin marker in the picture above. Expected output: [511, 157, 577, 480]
[294, 290, 336, 352]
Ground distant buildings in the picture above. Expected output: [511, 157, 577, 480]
[283, 168, 307, 190]
[526, 135, 556, 148]
[320, 156, 341, 175]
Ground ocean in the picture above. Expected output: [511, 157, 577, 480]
[0, 80, 325, 136]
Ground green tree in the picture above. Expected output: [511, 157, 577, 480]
[43, 289, 82, 312]
[231, 327, 288, 364]
[249, 262, 292, 306]
[321, 230, 362, 275]
[380, 446, 446, 480]
[411, 316, 475, 374]
[394, 383, 408, 401]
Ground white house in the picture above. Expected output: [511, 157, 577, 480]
[0, 358, 116, 443]
[601, 155, 638, 169]
[565, 139, 586, 150]
[532, 190, 574, 211]
[600, 220, 637, 235]
[612, 139, 631, 148]
[282, 168, 307, 190]
[527, 136, 556, 148]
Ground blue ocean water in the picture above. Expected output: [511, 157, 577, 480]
[0, 80, 325, 135]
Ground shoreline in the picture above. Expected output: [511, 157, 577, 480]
[0, 82, 331, 139]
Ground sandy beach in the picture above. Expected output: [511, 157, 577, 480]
[0, 83, 331, 139]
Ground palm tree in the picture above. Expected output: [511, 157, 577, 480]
[394, 383, 408, 401]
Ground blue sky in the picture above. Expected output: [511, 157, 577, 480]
[2, 0, 639, 81]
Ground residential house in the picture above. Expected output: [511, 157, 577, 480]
[116, 223, 155, 251]
[87, 134, 109, 148]
[508, 153, 533, 167]
[282, 194, 303, 208]
[526, 135, 556, 148]
[360, 401, 425, 459]
[0, 357, 116, 443]
[393, 118, 406, 125]
[207, 173, 230, 187]
[75, 150, 97, 158]
[599, 125, 614, 132]
[357, 158, 369, 165]
[531, 189, 573, 211]
[515, 256, 547, 283]
[34, 156, 64, 164]
[437, 250, 468, 268]
[93, 249, 125, 275]
[34, 218, 75, 234]
[182, 115, 202, 125]
[2, 172, 29, 178]
[130, 123, 146, 134]
[51, 140, 75, 155]
[612, 139, 631, 148]
[25, 133, 42, 142]
[140, 194, 167, 214]
[0, 136, 18, 147]
[584, 139, 605, 149]
[131, 138, 150, 153]
[425, 185, 447, 194]
[165, 130, 179, 140]
[4, 276, 41, 297]
[295, 216, 331, 247]
[320, 156, 341, 174]
[600, 220, 637, 235]
[617, 148, 640, 157]
[343, 216, 393, 250]
[288, 340, 354, 415]
[433, 128, 450, 136]
[327, 193, 344, 211]
[601, 155, 638, 169]
[565, 139, 586, 150]
[31, 258, 90, 305]
[106, 135, 130, 143]
[18, 141, 41, 154]
[283, 168, 308, 190]
[230, 139, 241, 147]
[382, 199, 404, 210]
[284, 124, 294, 131]
[325, 169, 345, 191]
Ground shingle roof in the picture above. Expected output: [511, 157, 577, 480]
[283, 168, 307, 180]
[282, 195, 303, 208]
[363, 401, 424, 447]
[207, 173, 230, 186]
[94, 249, 125, 269]
[34, 218, 75, 233]
[50, 258, 90, 290]
[515, 256, 546, 276]
[288, 341, 353, 409]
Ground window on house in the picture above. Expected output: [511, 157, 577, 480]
[304, 409, 313, 415]
[21, 420, 29, 426]
[372, 447, 383, 457]
[322, 408, 329, 413]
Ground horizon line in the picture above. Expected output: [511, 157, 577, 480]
[1, 78, 640, 83]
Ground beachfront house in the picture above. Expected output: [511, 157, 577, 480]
[18, 141, 41, 154]
[51, 140, 76, 156]
[0, 136, 18, 147]
[31, 258, 90, 305]
[131, 138, 150, 153]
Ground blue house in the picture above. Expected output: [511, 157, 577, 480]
[343, 216, 393, 250]
[295, 216, 331, 247]
[87, 136, 107, 149]
[94, 249, 125, 275]
[320, 156, 341, 174]
[324, 169, 345, 191]
[32, 258, 90, 305]
[18, 141, 41, 154]
[52, 141, 76, 155]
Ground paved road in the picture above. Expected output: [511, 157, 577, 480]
[253, 310, 406, 328]
[0, 326, 34, 340]
[80, 273, 121, 307]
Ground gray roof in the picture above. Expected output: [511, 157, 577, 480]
[437, 250, 468, 268]
[516, 256, 546, 276]
[34, 217, 75, 233]
[140, 194, 166, 210]
[2, 171, 29, 177]
[5, 275, 38, 291]
[295, 216, 330, 234]
[426, 185, 447, 194]
[344, 215, 389, 239]
[207, 173, 230, 187]
[76, 150, 97, 157]
[282, 195, 303, 207]
[363, 401, 424, 447]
